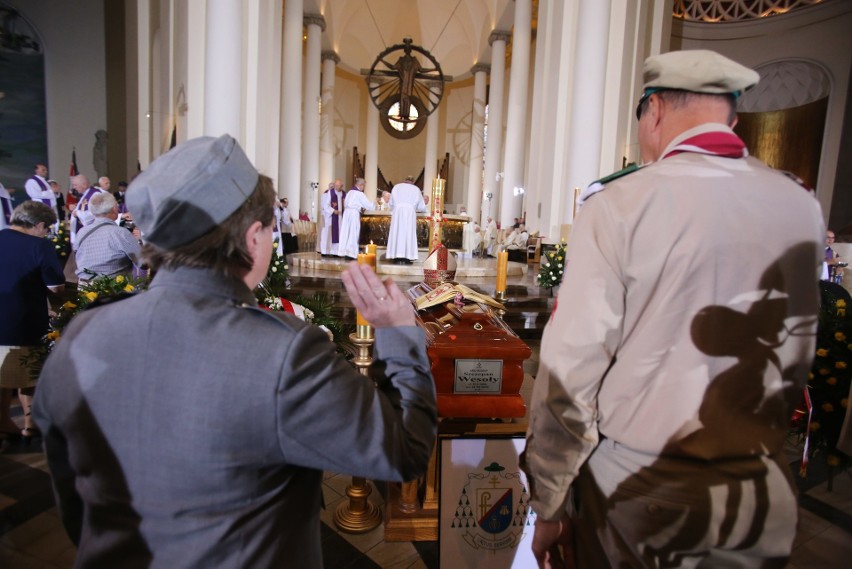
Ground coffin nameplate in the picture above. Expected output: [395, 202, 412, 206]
[454, 359, 503, 394]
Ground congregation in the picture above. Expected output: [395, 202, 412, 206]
[1, 22, 851, 565]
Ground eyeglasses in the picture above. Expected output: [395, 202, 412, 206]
[635, 88, 663, 121]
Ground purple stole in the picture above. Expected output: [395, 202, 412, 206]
[30, 176, 52, 205]
[117, 194, 128, 215]
[330, 190, 342, 244]
[1, 197, 12, 225]
[74, 186, 102, 233]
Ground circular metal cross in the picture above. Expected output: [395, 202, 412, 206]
[366, 38, 444, 139]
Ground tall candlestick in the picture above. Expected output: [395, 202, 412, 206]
[356, 254, 374, 335]
[429, 178, 446, 254]
[496, 251, 509, 295]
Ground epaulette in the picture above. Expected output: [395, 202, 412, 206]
[577, 163, 641, 209]
[779, 170, 813, 192]
[595, 163, 640, 186]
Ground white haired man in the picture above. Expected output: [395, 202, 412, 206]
[522, 50, 824, 567]
[74, 191, 142, 281]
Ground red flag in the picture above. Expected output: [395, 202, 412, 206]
[70, 147, 79, 177]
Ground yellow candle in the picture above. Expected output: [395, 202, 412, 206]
[364, 253, 376, 269]
[356, 254, 371, 327]
[496, 251, 509, 293]
[366, 242, 377, 256]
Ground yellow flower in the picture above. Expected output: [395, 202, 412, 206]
[827, 377, 838, 386]
[819, 368, 830, 375]
[810, 421, 821, 431]
[836, 361, 847, 369]
[62, 301, 77, 310]
[827, 454, 840, 467]
[836, 332, 847, 342]
[84, 291, 98, 302]
[816, 348, 829, 357]
[115, 275, 125, 284]
[808, 372, 814, 379]
[124, 284, 135, 292]
[822, 402, 834, 412]
[838, 309, 847, 317]
[838, 299, 847, 308]
[46, 331, 61, 341]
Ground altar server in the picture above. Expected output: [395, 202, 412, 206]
[386, 176, 426, 264]
[338, 177, 374, 259]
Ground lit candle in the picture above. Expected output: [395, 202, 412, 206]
[366, 242, 377, 256]
[496, 251, 509, 293]
[356, 254, 372, 327]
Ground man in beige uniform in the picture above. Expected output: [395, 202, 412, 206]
[522, 50, 824, 568]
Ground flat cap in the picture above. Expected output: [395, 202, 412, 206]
[642, 50, 759, 96]
[127, 134, 258, 249]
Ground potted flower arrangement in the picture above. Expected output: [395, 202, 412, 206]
[794, 281, 851, 480]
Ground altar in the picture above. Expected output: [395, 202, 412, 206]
[359, 211, 468, 250]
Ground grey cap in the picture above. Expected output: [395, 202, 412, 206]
[127, 135, 258, 249]
[642, 50, 759, 96]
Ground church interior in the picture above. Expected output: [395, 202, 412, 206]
[1, 0, 852, 567]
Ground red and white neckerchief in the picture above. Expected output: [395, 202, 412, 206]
[662, 130, 748, 160]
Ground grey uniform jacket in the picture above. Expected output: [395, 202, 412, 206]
[34, 266, 437, 568]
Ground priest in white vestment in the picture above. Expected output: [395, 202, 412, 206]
[338, 178, 374, 259]
[386, 176, 426, 264]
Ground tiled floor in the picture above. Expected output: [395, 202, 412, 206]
[2, 255, 850, 568]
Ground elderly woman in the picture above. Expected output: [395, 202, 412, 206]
[0, 201, 65, 442]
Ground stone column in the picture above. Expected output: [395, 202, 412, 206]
[279, 0, 303, 206]
[301, 14, 324, 221]
[204, 0, 241, 138]
[319, 51, 339, 204]
[481, 31, 509, 226]
[423, 107, 439, 199]
[499, 0, 533, 228]
[466, 64, 489, 225]
[564, 0, 611, 222]
[364, 93, 380, 202]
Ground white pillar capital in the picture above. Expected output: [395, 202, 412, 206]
[322, 51, 340, 65]
[489, 30, 512, 45]
[470, 63, 491, 75]
[303, 14, 326, 31]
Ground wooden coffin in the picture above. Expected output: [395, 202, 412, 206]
[408, 283, 531, 418]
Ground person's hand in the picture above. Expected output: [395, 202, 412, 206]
[342, 262, 414, 328]
[132, 228, 142, 240]
[531, 515, 574, 569]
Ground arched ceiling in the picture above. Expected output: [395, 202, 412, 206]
[305, 0, 515, 80]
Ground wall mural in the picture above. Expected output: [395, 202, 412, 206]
[0, 3, 46, 201]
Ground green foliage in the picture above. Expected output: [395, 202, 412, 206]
[21, 274, 148, 380]
[48, 221, 72, 262]
[254, 250, 353, 357]
[798, 282, 852, 472]
[537, 241, 567, 290]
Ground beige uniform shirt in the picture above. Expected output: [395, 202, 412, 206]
[523, 123, 825, 520]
